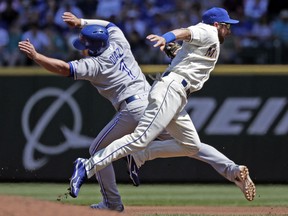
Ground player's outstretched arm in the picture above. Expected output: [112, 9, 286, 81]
[62, 12, 110, 28]
[147, 28, 191, 51]
[18, 39, 70, 76]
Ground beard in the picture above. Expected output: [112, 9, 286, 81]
[218, 33, 224, 44]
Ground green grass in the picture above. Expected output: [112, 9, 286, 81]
[0, 182, 288, 207]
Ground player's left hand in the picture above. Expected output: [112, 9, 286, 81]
[18, 39, 37, 60]
[146, 34, 166, 51]
[164, 42, 181, 59]
[62, 12, 81, 28]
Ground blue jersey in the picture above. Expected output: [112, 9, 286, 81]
[69, 23, 150, 110]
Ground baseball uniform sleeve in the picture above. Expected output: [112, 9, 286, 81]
[187, 24, 218, 46]
[80, 18, 110, 27]
[69, 58, 101, 81]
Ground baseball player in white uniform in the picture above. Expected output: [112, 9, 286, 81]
[68, 6, 256, 205]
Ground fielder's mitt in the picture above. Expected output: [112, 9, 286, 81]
[164, 42, 181, 59]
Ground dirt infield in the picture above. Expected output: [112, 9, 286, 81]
[1, 195, 288, 216]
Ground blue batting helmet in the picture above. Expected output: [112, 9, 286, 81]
[73, 25, 109, 56]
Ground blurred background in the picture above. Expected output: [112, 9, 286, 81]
[0, 0, 288, 184]
[0, 0, 288, 66]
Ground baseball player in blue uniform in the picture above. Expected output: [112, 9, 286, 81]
[19, 14, 151, 212]
[66, 6, 256, 206]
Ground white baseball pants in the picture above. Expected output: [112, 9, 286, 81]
[85, 74, 201, 177]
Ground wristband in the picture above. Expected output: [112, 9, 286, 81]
[80, 19, 85, 26]
[162, 32, 176, 43]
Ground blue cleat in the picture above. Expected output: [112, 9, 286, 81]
[125, 155, 140, 186]
[69, 158, 87, 198]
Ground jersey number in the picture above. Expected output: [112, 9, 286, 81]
[205, 44, 217, 58]
[119, 59, 135, 79]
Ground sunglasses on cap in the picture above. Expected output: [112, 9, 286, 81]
[219, 23, 231, 30]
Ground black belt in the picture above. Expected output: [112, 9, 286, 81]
[163, 72, 191, 97]
[125, 95, 140, 104]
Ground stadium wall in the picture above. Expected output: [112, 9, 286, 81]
[0, 65, 287, 183]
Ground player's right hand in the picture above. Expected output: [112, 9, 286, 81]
[62, 12, 81, 28]
[146, 34, 166, 51]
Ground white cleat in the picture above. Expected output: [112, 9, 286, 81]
[234, 165, 256, 201]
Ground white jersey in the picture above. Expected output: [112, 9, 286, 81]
[166, 23, 220, 93]
[69, 24, 150, 110]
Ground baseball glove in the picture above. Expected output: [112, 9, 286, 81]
[164, 42, 181, 59]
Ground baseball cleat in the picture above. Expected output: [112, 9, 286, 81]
[90, 202, 124, 212]
[68, 158, 87, 198]
[234, 165, 256, 201]
[125, 155, 140, 186]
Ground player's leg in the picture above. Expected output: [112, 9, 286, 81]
[125, 108, 200, 186]
[130, 109, 237, 181]
[88, 113, 131, 211]
[91, 165, 124, 211]
[131, 141, 255, 201]
[191, 143, 256, 201]
[130, 109, 256, 200]
[191, 143, 237, 181]
[69, 77, 200, 197]
[84, 76, 199, 177]
[131, 108, 201, 163]
[192, 144, 255, 201]
[88, 99, 147, 211]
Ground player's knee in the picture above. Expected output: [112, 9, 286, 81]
[89, 144, 101, 156]
[89, 146, 94, 156]
[184, 140, 201, 155]
[190, 144, 200, 155]
[89, 139, 106, 156]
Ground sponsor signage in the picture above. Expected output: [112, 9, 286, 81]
[0, 74, 287, 183]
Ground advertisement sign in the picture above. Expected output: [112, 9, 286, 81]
[0, 73, 287, 183]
